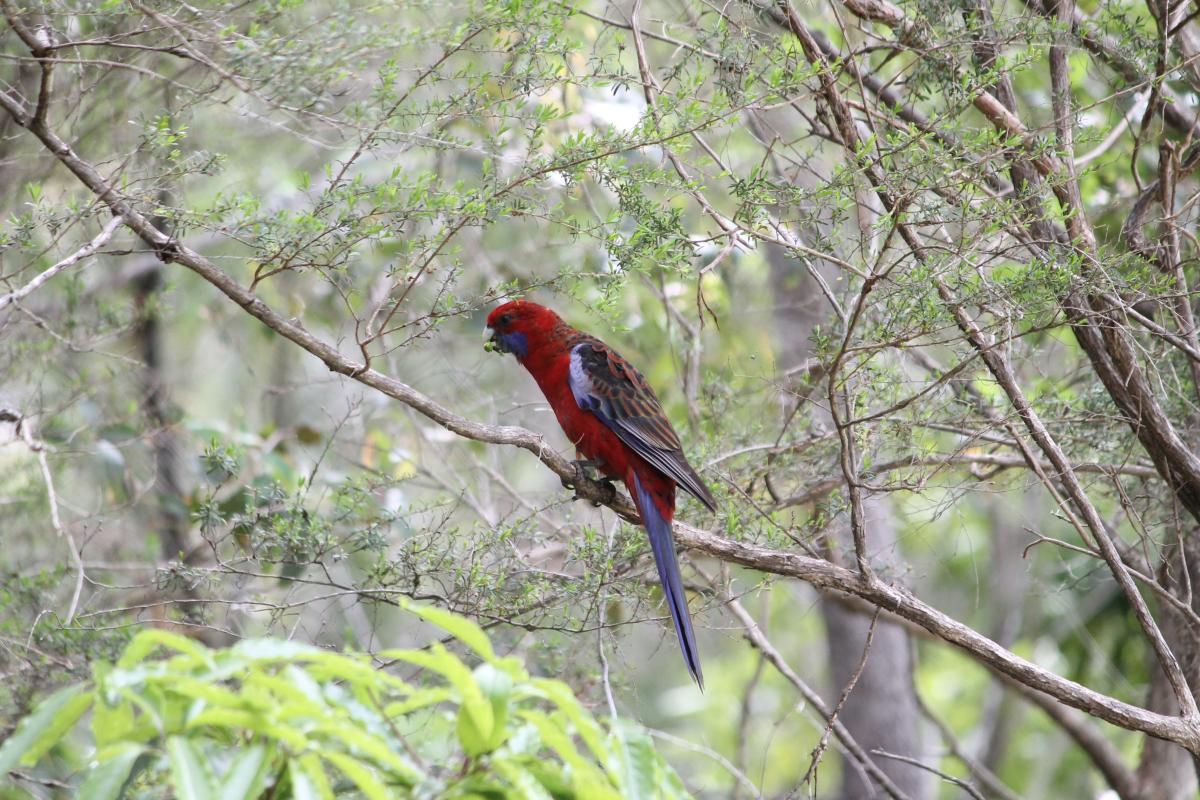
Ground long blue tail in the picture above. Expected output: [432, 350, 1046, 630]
[630, 472, 704, 689]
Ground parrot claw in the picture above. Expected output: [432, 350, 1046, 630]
[564, 459, 615, 506]
[594, 478, 617, 507]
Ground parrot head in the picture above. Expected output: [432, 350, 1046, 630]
[484, 300, 562, 360]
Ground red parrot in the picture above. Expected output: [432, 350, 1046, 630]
[485, 300, 716, 688]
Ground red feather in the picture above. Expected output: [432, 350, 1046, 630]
[485, 300, 713, 687]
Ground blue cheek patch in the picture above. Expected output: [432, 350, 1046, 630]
[499, 331, 529, 358]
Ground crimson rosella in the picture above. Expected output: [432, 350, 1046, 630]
[485, 300, 716, 688]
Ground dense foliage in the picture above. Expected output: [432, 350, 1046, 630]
[3, 0, 1200, 796]
[0, 603, 686, 799]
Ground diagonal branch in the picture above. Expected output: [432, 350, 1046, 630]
[0, 215, 124, 312]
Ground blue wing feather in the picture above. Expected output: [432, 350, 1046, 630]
[569, 340, 716, 511]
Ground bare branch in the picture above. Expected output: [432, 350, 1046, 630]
[5, 410, 84, 624]
[0, 215, 124, 312]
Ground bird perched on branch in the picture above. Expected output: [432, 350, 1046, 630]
[485, 299, 716, 688]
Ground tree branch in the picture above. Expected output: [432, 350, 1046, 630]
[0, 215, 124, 312]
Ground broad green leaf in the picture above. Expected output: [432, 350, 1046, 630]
[457, 662, 513, 756]
[475, 663, 512, 752]
[401, 600, 496, 662]
[456, 703, 489, 758]
[529, 678, 609, 770]
[301, 652, 387, 687]
[309, 720, 421, 783]
[112, 685, 170, 743]
[232, 638, 322, 663]
[609, 721, 690, 799]
[169, 675, 250, 709]
[92, 694, 136, 748]
[118, 630, 209, 668]
[493, 760, 556, 800]
[77, 743, 145, 800]
[186, 708, 308, 750]
[167, 736, 217, 800]
[0, 683, 92, 775]
[242, 667, 326, 714]
[519, 711, 619, 800]
[321, 751, 391, 800]
[35, 692, 95, 758]
[610, 723, 650, 799]
[290, 754, 334, 800]
[218, 742, 271, 800]
[516, 757, 574, 797]
[382, 686, 454, 716]
[385, 645, 493, 744]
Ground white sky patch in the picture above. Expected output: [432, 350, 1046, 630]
[584, 86, 647, 133]
[383, 487, 406, 513]
[421, 425, 458, 443]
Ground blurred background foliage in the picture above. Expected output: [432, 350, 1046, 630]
[0, 0, 1196, 797]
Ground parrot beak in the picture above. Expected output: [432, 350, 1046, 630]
[483, 325, 499, 353]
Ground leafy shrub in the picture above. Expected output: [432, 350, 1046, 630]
[0, 601, 688, 799]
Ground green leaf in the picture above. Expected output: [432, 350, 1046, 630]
[528, 678, 609, 770]
[119, 630, 209, 668]
[290, 754, 334, 800]
[493, 760, 556, 800]
[24, 688, 94, 763]
[382, 686, 454, 717]
[514, 757, 573, 797]
[0, 683, 92, 775]
[401, 600, 496, 662]
[309, 721, 420, 783]
[243, 668, 325, 715]
[167, 736, 217, 800]
[218, 742, 272, 800]
[77, 743, 145, 800]
[187, 708, 309, 750]
[92, 694, 136, 748]
[231, 638, 321, 664]
[170, 675, 250, 709]
[456, 703, 489, 758]
[519, 711, 619, 800]
[321, 751, 391, 800]
[609, 721, 690, 799]
[384, 644, 493, 746]
[465, 662, 512, 755]
[302, 652, 406, 693]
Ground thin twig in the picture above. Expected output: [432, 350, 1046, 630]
[12, 412, 84, 623]
[722, 591, 912, 800]
[799, 609, 880, 788]
[872, 750, 987, 800]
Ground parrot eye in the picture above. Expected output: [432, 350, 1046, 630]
[498, 313, 512, 327]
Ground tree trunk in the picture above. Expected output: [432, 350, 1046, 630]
[769, 243, 932, 799]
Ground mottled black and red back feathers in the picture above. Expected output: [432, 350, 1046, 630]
[567, 337, 716, 512]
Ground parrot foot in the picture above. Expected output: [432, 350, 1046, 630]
[564, 460, 616, 506]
